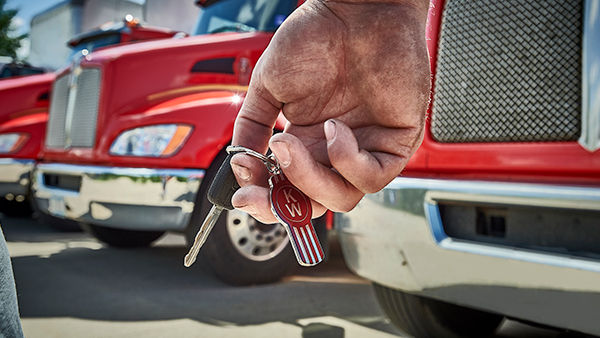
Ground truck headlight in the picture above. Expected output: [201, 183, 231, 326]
[109, 124, 192, 157]
[0, 133, 29, 154]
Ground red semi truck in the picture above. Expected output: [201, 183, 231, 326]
[336, 0, 600, 336]
[32, 0, 324, 285]
[0, 18, 179, 217]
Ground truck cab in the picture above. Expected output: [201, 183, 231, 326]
[0, 18, 180, 216]
[336, 0, 600, 336]
[32, 0, 319, 285]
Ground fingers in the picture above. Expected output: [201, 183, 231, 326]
[324, 119, 406, 194]
[231, 185, 327, 224]
[232, 68, 282, 154]
[269, 133, 364, 213]
[230, 153, 270, 188]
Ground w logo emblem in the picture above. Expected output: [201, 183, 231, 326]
[269, 173, 324, 266]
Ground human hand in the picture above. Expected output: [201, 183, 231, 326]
[230, 0, 431, 223]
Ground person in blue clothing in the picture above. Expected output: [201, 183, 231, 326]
[0, 226, 23, 337]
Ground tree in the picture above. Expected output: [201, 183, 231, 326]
[0, 0, 27, 61]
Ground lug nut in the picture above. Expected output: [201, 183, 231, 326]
[5, 193, 14, 201]
[15, 195, 25, 202]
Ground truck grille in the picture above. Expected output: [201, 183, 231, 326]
[70, 68, 101, 147]
[431, 0, 583, 143]
[45, 73, 69, 148]
[45, 68, 101, 149]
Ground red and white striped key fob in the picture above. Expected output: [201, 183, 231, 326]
[269, 173, 324, 266]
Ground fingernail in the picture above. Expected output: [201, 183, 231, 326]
[324, 119, 336, 142]
[231, 163, 251, 181]
[235, 205, 256, 215]
[270, 141, 290, 167]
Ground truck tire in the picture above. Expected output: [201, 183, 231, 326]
[186, 150, 328, 286]
[373, 283, 503, 338]
[36, 212, 82, 232]
[83, 224, 164, 248]
[0, 199, 32, 217]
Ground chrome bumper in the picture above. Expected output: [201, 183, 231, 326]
[0, 158, 34, 200]
[32, 163, 204, 231]
[336, 177, 600, 335]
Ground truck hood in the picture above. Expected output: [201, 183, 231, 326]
[0, 73, 54, 124]
[77, 31, 272, 131]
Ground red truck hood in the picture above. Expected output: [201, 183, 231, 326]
[0, 73, 54, 124]
[43, 32, 273, 166]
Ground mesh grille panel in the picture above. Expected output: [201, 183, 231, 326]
[45, 74, 69, 148]
[431, 0, 583, 143]
[70, 68, 101, 147]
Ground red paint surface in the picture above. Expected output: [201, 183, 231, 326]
[39, 0, 599, 190]
[0, 74, 53, 159]
[1, 25, 179, 161]
[42, 32, 273, 169]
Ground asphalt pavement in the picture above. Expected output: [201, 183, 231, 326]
[1, 213, 582, 338]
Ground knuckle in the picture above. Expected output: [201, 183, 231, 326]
[335, 198, 361, 213]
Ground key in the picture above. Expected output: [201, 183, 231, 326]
[184, 153, 239, 267]
[269, 172, 324, 266]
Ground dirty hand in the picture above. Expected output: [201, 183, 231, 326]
[230, 0, 431, 223]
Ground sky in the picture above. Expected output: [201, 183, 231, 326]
[4, 0, 145, 60]
[6, 0, 145, 35]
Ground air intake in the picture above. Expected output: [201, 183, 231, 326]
[431, 0, 583, 143]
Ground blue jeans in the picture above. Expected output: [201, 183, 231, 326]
[0, 226, 23, 338]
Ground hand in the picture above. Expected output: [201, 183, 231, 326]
[230, 0, 431, 223]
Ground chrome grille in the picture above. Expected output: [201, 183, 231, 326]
[70, 68, 101, 147]
[431, 0, 583, 143]
[45, 74, 69, 148]
[44, 67, 101, 149]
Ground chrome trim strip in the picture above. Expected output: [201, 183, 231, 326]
[387, 177, 600, 273]
[425, 198, 600, 273]
[33, 163, 204, 231]
[388, 178, 600, 207]
[0, 158, 36, 167]
[579, 0, 600, 151]
[35, 163, 205, 179]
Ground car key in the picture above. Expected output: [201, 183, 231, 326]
[184, 145, 324, 267]
[183, 152, 239, 267]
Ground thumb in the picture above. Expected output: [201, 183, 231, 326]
[324, 119, 396, 194]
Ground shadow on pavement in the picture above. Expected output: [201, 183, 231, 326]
[2, 214, 401, 336]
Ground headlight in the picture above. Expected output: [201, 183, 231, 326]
[109, 124, 192, 157]
[0, 133, 29, 154]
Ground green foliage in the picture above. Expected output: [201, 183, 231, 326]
[0, 0, 27, 60]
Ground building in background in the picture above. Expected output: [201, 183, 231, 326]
[144, 0, 198, 35]
[29, 0, 143, 70]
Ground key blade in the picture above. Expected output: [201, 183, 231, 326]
[184, 205, 223, 267]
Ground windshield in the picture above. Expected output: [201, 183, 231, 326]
[194, 0, 297, 35]
[68, 33, 121, 60]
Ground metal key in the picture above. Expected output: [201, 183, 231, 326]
[184, 152, 240, 267]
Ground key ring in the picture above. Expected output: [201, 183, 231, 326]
[226, 145, 281, 175]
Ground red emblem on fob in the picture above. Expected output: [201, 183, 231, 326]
[269, 173, 324, 266]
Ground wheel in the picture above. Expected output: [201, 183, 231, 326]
[373, 283, 503, 338]
[0, 199, 33, 217]
[35, 212, 82, 232]
[31, 199, 82, 232]
[82, 224, 164, 248]
[186, 150, 329, 286]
